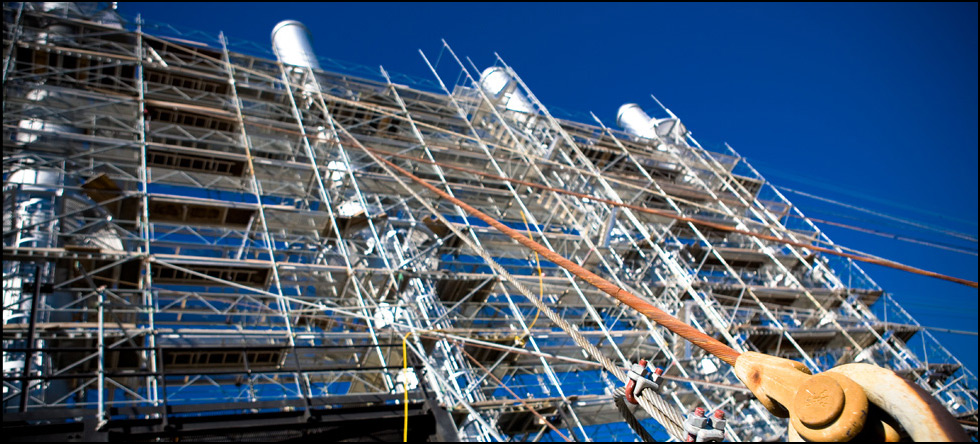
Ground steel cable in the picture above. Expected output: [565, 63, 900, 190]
[350, 137, 689, 440]
[614, 386, 657, 442]
[366, 146, 978, 289]
[124, 87, 978, 287]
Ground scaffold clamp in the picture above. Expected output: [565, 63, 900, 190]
[683, 408, 726, 442]
[624, 359, 663, 404]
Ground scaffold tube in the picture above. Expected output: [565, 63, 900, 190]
[139, 94, 977, 288]
[369, 150, 744, 366]
[368, 147, 979, 289]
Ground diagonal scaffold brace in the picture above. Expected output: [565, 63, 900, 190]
[359, 143, 968, 442]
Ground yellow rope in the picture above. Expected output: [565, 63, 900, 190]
[518, 210, 543, 342]
[403, 331, 411, 442]
[402, 329, 441, 441]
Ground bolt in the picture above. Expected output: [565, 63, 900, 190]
[793, 374, 845, 428]
[694, 407, 705, 417]
[654, 367, 664, 375]
[713, 410, 725, 420]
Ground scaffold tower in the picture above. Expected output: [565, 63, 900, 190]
[3, 3, 976, 441]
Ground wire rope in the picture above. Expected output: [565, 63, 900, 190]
[518, 209, 543, 334]
[349, 134, 689, 440]
[364, 146, 977, 289]
[777, 185, 978, 243]
[614, 386, 657, 442]
[118, 75, 979, 269]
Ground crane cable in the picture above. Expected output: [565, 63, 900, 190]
[127, 91, 978, 277]
[364, 147, 742, 364]
[792, 214, 978, 257]
[365, 146, 978, 289]
[351, 137, 689, 440]
[776, 185, 978, 243]
[122, 50, 976, 261]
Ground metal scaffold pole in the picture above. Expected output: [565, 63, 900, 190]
[2, 5, 975, 442]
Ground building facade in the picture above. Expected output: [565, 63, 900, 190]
[3, 3, 976, 441]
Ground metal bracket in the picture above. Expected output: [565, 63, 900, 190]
[683, 407, 726, 442]
[624, 359, 663, 404]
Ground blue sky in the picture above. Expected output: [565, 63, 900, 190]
[119, 3, 977, 377]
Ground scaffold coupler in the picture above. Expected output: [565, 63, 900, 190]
[624, 359, 664, 404]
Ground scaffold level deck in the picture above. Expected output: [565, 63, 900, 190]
[3, 3, 975, 442]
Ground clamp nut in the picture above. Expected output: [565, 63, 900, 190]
[684, 408, 710, 436]
[684, 408, 727, 442]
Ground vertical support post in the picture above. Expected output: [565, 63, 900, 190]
[422, 45, 717, 438]
[270, 44, 398, 392]
[423, 47, 633, 368]
[97, 286, 106, 426]
[155, 342, 170, 430]
[19, 263, 42, 412]
[220, 32, 309, 402]
[134, 13, 160, 409]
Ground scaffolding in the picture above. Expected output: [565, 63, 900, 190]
[3, 3, 976, 441]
